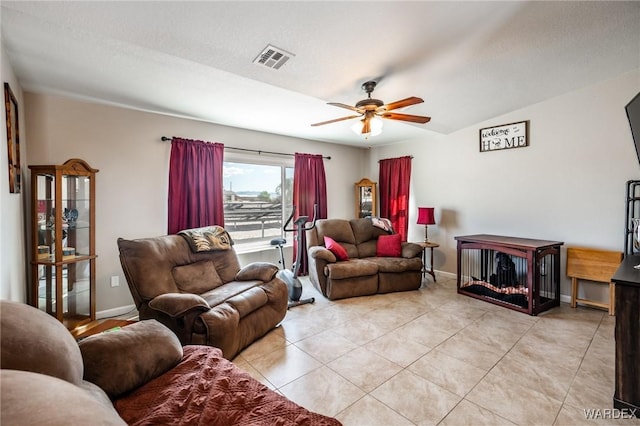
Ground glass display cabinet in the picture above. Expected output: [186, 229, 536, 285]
[29, 158, 98, 331]
[355, 178, 376, 218]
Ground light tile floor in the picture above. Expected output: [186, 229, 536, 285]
[231, 274, 640, 426]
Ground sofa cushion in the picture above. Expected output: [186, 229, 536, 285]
[0, 300, 84, 386]
[368, 256, 423, 273]
[357, 240, 378, 258]
[117, 236, 242, 303]
[199, 280, 263, 308]
[172, 260, 223, 294]
[350, 218, 388, 244]
[377, 234, 402, 257]
[324, 236, 349, 260]
[226, 286, 269, 318]
[79, 320, 183, 399]
[325, 259, 378, 279]
[316, 219, 356, 245]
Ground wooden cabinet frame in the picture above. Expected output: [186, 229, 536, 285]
[355, 178, 376, 219]
[29, 158, 98, 331]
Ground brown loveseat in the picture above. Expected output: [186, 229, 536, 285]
[0, 301, 341, 425]
[306, 218, 424, 300]
[117, 226, 288, 360]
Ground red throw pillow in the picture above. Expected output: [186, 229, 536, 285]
[324, 236, 349, 261]
[377, 233, 402, 257]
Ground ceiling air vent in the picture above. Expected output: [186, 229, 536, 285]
[253, 44, 294, 70]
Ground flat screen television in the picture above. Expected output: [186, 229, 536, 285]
[626, 91, 640, 165]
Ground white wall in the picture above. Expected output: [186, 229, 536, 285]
[0, 38, 28, 302]
[18, 69, 640, 312]
[370, 69, 640, 302]
[24, 93, 369, 315]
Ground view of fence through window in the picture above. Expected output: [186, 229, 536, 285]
[223, 161, 293, 247]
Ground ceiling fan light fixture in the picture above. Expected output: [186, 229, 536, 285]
[311, 80, 430, 137]
[351, 116, 383, 137]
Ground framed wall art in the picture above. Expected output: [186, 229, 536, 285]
[4, 82, 20, 193]
[479, 120, 529, 153]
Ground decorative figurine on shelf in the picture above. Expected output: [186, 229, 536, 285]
[62, 208, 79, 228]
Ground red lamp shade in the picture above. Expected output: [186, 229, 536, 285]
[417, 207, 436, 225]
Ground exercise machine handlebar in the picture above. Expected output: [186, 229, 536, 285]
[283, 204, 318, 233]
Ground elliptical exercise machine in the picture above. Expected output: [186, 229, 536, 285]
[270, 206, 316, 309]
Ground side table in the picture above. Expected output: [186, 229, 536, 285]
[415, 241, 439, 282]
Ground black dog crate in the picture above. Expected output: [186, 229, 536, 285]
[456, 234, 563, 315]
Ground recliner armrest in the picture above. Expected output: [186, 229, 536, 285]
[79, 320, 183, 399]
[308, 246, 337, 263]
[148, 293, 210, 318]
[401, 242, 423, 259]
[235, 262, 279, 282]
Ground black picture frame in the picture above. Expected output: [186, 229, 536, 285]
[479, 120, 529, 153]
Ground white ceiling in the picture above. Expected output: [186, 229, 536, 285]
[2, 1, 639, 147]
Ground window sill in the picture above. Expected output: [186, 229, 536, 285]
[234, 242, 292, 255]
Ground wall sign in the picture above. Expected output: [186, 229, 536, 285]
[479, 120, 529, 153]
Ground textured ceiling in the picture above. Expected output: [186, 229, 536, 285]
[2, 1, 639, 147]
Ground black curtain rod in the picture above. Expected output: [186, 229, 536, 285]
[377, 156, 414, 162]
[161, 136, 331, 160]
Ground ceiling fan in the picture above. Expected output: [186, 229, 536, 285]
[311, 80, 431, 136]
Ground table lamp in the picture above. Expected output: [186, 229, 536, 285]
[417, 207, 436, 242]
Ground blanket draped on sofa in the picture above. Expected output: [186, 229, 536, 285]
[115, 346, 341, 426]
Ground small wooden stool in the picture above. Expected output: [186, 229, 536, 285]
[567, 247, 623, 315]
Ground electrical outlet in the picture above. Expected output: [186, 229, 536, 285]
[110, 276, 120, 288]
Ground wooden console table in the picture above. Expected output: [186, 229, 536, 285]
[611, 255, 640, 412]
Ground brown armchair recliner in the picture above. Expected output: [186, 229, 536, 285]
[117, 228, 288, 359]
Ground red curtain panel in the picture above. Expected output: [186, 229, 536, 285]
[379, 156, 412, 241]
[168, 138, 225, 235]
[292, 153, 328, 275]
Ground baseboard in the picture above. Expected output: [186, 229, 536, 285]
[559, 294, 572, 304]
[96, 304, 137, 320]
[434, 270, 457, 280]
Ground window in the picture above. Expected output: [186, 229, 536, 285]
[223, 161, 293, 249]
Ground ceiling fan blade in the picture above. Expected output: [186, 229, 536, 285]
[327, 102, 362, 113]
[381, 97, 424, 112]
[311, 115, 362, 127]
[380, 112, 431, 123]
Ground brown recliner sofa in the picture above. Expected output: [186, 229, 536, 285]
[306, 218, 424, 300]
[117, 228, 288, 360]
[0, 301, 340, 425]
